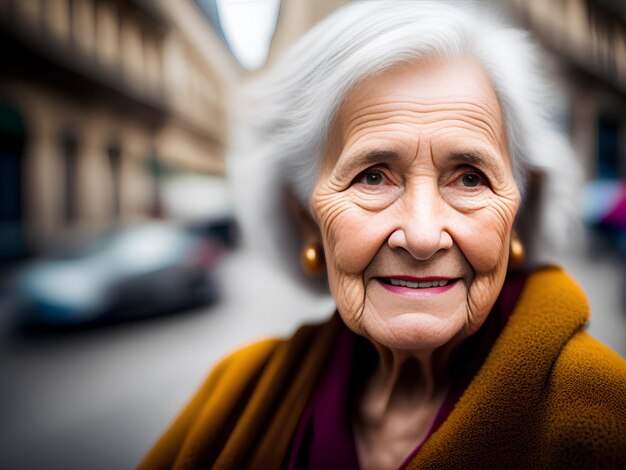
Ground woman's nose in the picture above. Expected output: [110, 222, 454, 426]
[387, 185, 453, 260]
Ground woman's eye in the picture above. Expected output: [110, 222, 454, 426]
[360, 170, 385, 186]
[460, 172, 483, 188]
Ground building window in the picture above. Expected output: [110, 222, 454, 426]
[597, 115, 621, 179]
[107, 142, 122, 218]
[0, 102, 26, 260]
[60, 130, 79, 223]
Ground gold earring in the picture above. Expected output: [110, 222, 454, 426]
[508, 233, 525, 270]
[301, 242, 324, 275]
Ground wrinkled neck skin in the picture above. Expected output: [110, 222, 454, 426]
[358, 332, 462, 418]
[352, 334, 466, 470]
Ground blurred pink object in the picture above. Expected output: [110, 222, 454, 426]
[582, 181, 626, 230]
[600, 186, 626, 230]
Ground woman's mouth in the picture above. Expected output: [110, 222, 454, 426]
[376, 276, 460, 294]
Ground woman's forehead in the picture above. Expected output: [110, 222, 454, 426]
[326, 57, 508, 167]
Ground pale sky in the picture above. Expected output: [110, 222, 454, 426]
[216, 0, 281, 70]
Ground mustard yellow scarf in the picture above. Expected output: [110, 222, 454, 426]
[139, 267, 626, 469]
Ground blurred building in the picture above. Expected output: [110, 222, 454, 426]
[3, 0, 625, 263]
[262, 0, 345, 69]
[0, 0, 239, 261]
[510, 0, 626, 182]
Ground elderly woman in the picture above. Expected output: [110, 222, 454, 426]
[140, 1, 626, 469]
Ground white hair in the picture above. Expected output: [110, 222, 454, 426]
[228, 0, 581, 291]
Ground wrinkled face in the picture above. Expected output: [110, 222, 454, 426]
[311, 58, 521, 351]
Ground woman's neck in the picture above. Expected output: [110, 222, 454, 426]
[367, 339, 460, 407]
[353, 341, 461, 470]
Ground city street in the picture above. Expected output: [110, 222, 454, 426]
[0, 241, 624, 470]
[0, 248, 334, 470]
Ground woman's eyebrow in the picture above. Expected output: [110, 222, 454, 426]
[336, 149, 401, 176]
[447, 151, 499, 173]
[335, 149, 501, 176]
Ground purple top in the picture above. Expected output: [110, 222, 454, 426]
[287, 273, 527, 469]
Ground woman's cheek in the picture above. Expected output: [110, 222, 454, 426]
[328, 270, 367, 327]
[445, 189, 519, 275]
[322, 213, 373, 327]
[321, 205, 388, 275]
[318, 201, 392, 327]
[459, 211, 512, 331]
[456, 212, 511, 274]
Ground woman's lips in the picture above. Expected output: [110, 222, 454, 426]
[376, 276, 460, 295]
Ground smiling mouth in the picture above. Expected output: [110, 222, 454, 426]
[378, 277, 460, 289]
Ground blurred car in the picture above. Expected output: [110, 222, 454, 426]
[12, 222, 227, 328]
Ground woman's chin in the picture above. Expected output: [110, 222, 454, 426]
[363, 312, 466, 352]
[354, 281, 472, 351]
